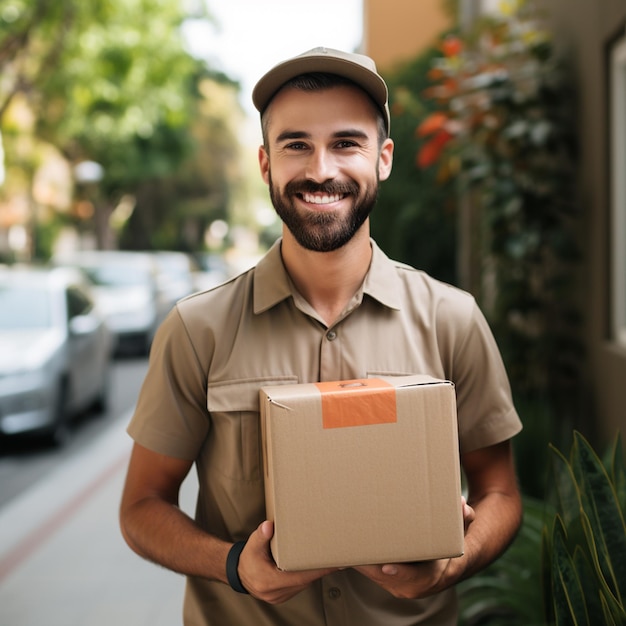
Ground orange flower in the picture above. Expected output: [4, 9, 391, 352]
[417, 130, 453, 168]
[416, 112, 448, 137]
[440, 35, 463, 58]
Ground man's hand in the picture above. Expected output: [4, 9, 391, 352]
[354, 497, 476, 599]
[237, 521, 337, 604]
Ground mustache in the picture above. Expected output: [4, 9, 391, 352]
[284, 179, 360, 196]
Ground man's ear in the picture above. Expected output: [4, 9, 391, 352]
[378, 138, 394, 182]
[258, 145, 270, 184]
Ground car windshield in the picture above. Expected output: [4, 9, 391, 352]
[82, 265, 150, 287]
[0, 286, 52, 329]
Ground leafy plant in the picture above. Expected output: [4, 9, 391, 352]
[416, 0, 582, 411]
[459, 432, 626, 626]
[542, 432, 626, 625]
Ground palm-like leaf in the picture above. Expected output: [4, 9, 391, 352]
[545, 432, 626, 624]
[459, 431, 625, 626]
[571, 433, 626, 604]
[551, 516, 590, 625]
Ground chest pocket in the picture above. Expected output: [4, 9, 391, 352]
[206, 377, 298, 481]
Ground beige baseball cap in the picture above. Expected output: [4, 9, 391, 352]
[252, 46, 390, 135]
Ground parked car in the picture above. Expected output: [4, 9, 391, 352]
[0, 266, 113, 445]
[54, 250, 169, 355]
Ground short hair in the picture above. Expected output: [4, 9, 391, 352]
[260, 73, 388, 150]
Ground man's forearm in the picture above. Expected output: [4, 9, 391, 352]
[120, 497, 231, 583]
[452, 488, 522, 583]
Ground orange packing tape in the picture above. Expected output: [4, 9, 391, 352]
[314, 379, 397, 429]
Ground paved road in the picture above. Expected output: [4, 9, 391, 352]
[0, 375, 199, 626]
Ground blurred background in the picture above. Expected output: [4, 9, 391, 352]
[1, 0, 625, 624]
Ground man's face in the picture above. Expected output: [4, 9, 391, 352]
[258, 85, 393, 252]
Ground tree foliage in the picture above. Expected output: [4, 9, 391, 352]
[1, 0, 244, 253]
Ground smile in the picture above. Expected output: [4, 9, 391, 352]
[301, 193, 345, 205]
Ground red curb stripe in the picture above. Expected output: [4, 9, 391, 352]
[0, 452, 129, 583]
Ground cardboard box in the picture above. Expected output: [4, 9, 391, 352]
[260, 375, 464, 571]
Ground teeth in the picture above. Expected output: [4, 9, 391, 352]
[303, 193, 342, 205]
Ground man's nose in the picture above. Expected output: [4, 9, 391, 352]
[304, 149, 338, 182]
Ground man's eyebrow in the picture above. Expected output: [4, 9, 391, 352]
[333, 129, 369, 140]
[275, 130, 311, 143]
[275, 129, 370, 143]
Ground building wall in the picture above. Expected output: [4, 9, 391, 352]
[362, 0, 451, 71]
[545, 0, 626, 444]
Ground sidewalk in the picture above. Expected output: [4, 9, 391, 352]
[0, 412, 198, 626]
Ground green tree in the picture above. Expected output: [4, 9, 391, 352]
[119, 73, 247, 252]
[1, 0, 245, 254]
[33, 0, 212, 249]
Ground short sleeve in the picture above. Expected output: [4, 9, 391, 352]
[442, 300, 522, 453]
[127, 306, 212, 460]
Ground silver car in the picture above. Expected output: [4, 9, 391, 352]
[0, 266, 113, 445]
[54, 250, 169, 355]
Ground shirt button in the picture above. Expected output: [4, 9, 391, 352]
[326, 330, 337, 341]
[328, 587, 342, 600]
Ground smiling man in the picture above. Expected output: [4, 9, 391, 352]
[120, 47, 523, 626]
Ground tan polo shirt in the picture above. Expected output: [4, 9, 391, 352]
[127, 238, 522, 626]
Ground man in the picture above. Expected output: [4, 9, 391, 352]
[120, 47, 523, 625]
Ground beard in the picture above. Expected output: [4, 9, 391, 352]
[268, 174, 380, 252]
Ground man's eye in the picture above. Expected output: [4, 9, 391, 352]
[336, 140, 358, 149]
[285, 142, 308, 150]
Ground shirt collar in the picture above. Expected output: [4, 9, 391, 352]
[362, 240, 403, 310]
[253, 238, 403, 314]
[253, 239, 292, 314]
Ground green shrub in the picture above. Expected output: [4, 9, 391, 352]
[543, 432, 626, 624]
[459, 432, 626, 625]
